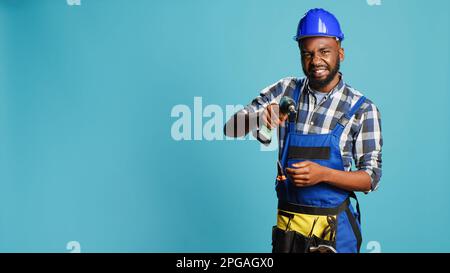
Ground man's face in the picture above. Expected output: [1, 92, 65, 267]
[299, 37, 344, 89]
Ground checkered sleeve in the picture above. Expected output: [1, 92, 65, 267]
[242, 78, 296, 143]
[243, 77, 295, 114]
[353, 101, 383, 192]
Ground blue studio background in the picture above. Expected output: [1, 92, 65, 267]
[0, 0, 449, 253]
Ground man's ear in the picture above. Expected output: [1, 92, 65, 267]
[339, 47, 345, 62]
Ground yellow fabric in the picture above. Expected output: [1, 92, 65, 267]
[276, 209, 336, 241]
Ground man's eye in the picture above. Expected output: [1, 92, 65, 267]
[321, 50, 330, 54]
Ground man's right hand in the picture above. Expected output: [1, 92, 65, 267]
[262, 103, 289, 129]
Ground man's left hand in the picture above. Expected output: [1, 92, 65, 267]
[285, 161, 330, 187]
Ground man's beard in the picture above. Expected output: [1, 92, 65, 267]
[304, 60, 340, 90]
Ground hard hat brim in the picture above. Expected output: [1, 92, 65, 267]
[293, 34, 343, 42]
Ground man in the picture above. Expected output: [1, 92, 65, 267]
[224, 8, 382, 253]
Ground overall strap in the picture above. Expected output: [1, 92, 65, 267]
[348, 192, 361, 224]
[346, 191, 362, 252]
[332, 96, 366, 138]
[280, 78, 305, 169]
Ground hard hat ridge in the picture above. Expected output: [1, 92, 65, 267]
[294, 8, 344, 42]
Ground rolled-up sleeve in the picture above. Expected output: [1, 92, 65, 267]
[353, 103, 383, 192]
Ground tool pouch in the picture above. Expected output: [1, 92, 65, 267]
[272, 226, 335, 253]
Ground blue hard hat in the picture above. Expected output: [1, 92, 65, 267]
[293, 8, 344, 42]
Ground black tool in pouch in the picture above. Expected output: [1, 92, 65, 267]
[271, 211, 310, 253]
[272, 227, 337, 253]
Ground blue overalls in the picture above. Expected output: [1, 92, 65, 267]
[273, 79, 365, 253]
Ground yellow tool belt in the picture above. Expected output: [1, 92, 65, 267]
[276, 199, 350, 242]
[277, 210, 336, 241]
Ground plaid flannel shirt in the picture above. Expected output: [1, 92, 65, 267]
[242, 75, 383, 191]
